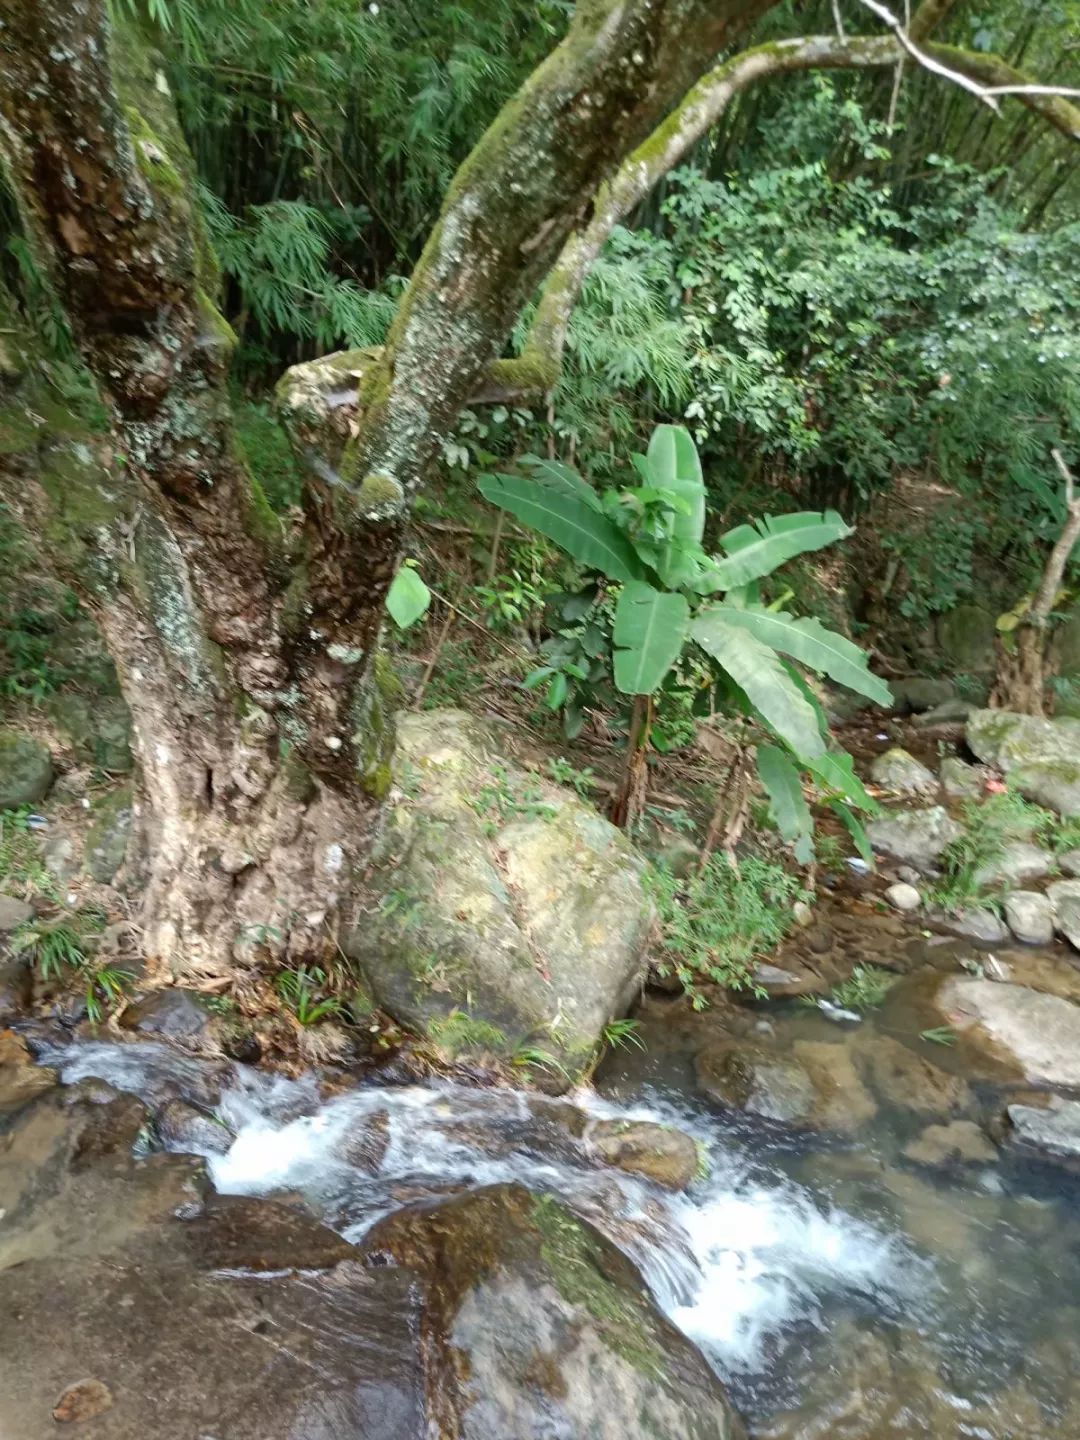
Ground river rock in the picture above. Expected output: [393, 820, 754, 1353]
[974, 840, 1054, 888]
[967, 709, 1080, 772]
[0, 1028, 57, 1112]
[361, 1183, 741, 1439]
[885, 882, 922, 912]
[1004, 891, 1055, 945]
[870, 748, 938, 797]
[1007, 1097, 1080, 1169]
[857, 1034, 972, 1117]
[347, 710, 653, 1083]
[589, 1119, 699, 1190]
[751, 961, 824, 998]
[903, 1120, 997, 1167]
[121, 988, 215, 1044]
[1011, 761, 1080, 817]
[696, 1042, 816, 1124]
[940, 755, 984, 799]
[890, 677, 956, 714]
[938, 977, 1080, 1087]
[1059, 849, 1080, 877]
[941, 907, 1010, 943]
[1047, 878, 1080, 948]
[155, 1098, 233, 1156]
[0, 728, 53, 811]
[0, 893, 32, 931]
[867, 806, 961, 870]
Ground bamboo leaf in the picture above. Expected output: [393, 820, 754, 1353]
[808, 751, 878, 812]
[756, 744, 814, 863]
[704, 606, 892, 705]
[612, 583, 689, 695]
[829, 799, 876, 868]
[478, 472, 643, 583]
[691, 609, 826, 760]
[712, 511, 854, 589]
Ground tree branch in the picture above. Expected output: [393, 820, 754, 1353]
[511, 5, 1080, 395]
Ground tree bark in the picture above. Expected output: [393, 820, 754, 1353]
[0, 1, 391, 979]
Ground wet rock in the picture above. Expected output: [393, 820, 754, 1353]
[940, 907, 1010, 944]
[0, 953, 32, 1021]
[120, 988, 213, 1044]
[936, 605, 996, 673]
[866, 806, 961, 871]
[938, 977, 1080, 1087]
[346, 711, 653, 1084]
[974, 840, 1053, 888]
[362, 1183, 741, 1440]
[870, 747, 938, 797]
[696, 1042, 816, 1124]
[0, 1028, 57, 1112]
[155, 1098, 233, 1156]
[1007, 1097, 1080, 1169]
[857, 1034, 972, 1117]
[0, 892, 33, 931]
[940, 755, 984, 799]
[84, 784, 133, 883]
[890, 676, 956, 714]
[903, 1120, 997, 1167]
[791, 1040, 877, 1133]
[589, 1119, 699, 1190]
[914, 699, 973, 727]
[0, 728, 53, 810]
[337, 1112, 391, 1173]
[52, 1378, 113, 1424]
[885, 882, 921, 913]
[1003, 891, 1054, 946]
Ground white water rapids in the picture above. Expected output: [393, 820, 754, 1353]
[41, 1038, 927, 1386]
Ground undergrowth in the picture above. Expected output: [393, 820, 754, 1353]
[929, 790, 1068, 913]
[649, 854, 807, 1006]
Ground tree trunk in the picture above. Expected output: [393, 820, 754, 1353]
[610, 695, 653, 832]
[0, 3, 394, 980]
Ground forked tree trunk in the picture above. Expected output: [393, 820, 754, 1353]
[0, 0, 778, 980]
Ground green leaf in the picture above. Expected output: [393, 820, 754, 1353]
[519, 455, 603, 512]
[703, 606, 892, 705]
[642, 425, 706, 589]
[829, 799, 876, 868]
[612, 583, 690, 695]
[478, 472, 643, 583]
[806, 751, 877, 812]
[712, 511, 854, 590]
[691, 609, 826, 760]
[756, 744, 814, 864]
[386, 565, 431, 629]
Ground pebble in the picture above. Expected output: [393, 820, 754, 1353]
[885, 881, 922, 913]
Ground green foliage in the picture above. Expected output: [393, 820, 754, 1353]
[427, 1009, 507, 1056]
[10, 912, 131, 1022]
[649, 853, 807, 1002]
[480, 424, 883, 854]
[11, 919, 87, 980]
[0, 507, 76, 704]
[931, 790, 1056, 911]
[828, 965, 897, 1014]
[546, 757, 597, 798]
[0, 808, 57, 899]
[599, 1018, 645, 1052]
[275, 964, 343, 1024]
[469, 763, 557, 836]
[385, 560, 432, 630]
[920, 1026, 958, 1047]
[233, 398, 303, 511]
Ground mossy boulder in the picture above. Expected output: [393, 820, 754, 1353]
[869, 747, 938, 797]
[49, 691, 133, 774]
[866, 806, 962, 871]
[84, 784, 133, 883]
[966, 710, 1080, 814]
[361, 1184, 742, 1439]
[589, 1119, 699, 1191]
[346, 710, 653, 1085]
[936, 605, 996, 673]
[0, 729, 53, 811]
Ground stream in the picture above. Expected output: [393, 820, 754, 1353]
[24, 951, 1080, 1439]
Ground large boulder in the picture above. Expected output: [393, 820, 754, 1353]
[1004, 892, 1055, 946]
[348, 710, 653, 1080]
[1047, 879, 1080, 949]
[695, 1039, 875, 1134]
[49, 692, 133, 774]
[936, 605, 996, 673]
[973, 841, 1053, 888]
[866, 806, 961, 871]
[0, 728, 53, 811]
[937, 978, 1080, 1088]
[966, 709, 1080, 772]
[361, 1184, 743, 1440]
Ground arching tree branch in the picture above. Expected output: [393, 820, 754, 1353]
[509, 4, 1080, 394]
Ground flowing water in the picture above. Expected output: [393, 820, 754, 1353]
[35, 981, 1080, 1438]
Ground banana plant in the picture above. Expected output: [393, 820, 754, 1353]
[478, 424, 890, 856]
